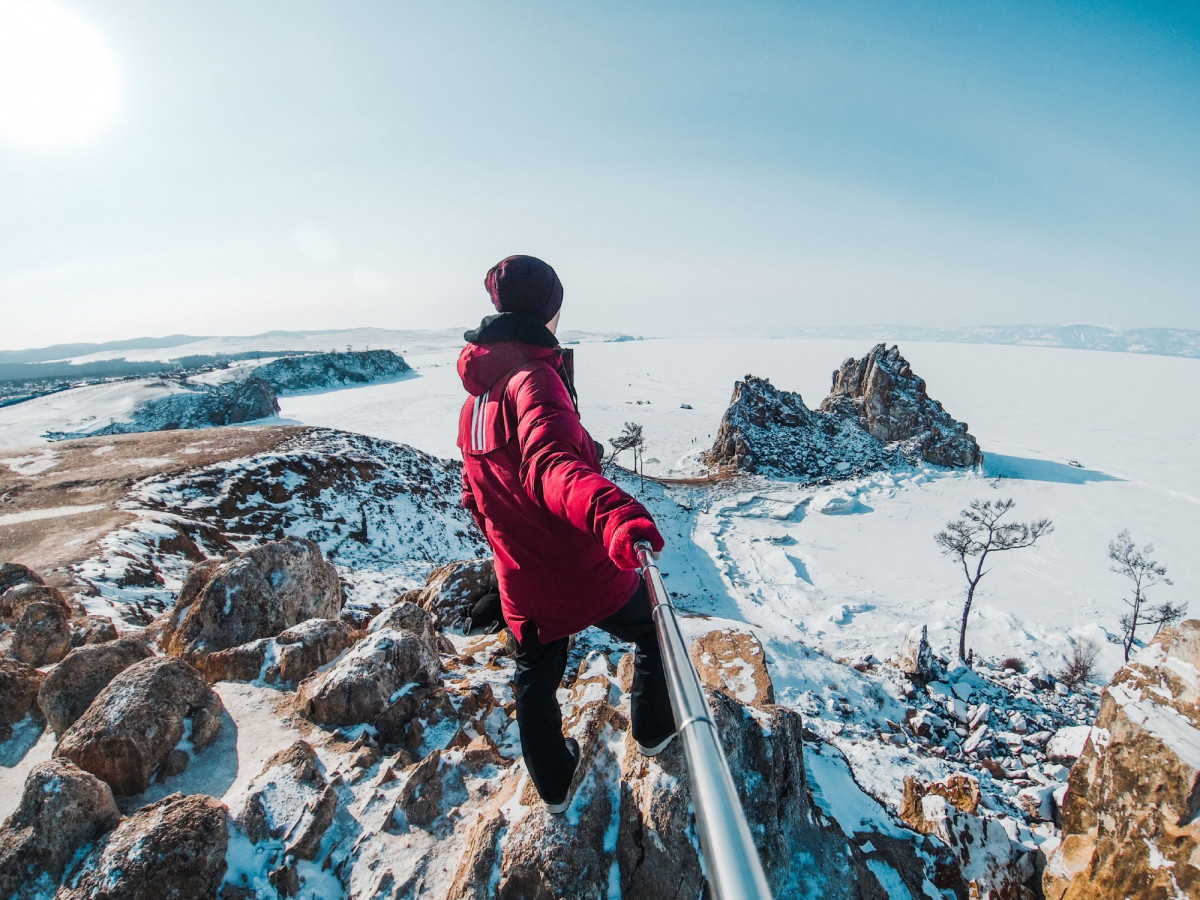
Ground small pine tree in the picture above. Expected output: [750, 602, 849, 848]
[1110, 530, 1177, 660]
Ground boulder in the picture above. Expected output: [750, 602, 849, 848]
[415, 558, 497, 628]
[0, 658, 44, 741]
[191, 617, 358, 684]
[819, 343, 982, 467]
[1044, 620, 1200, 900]
[10, 600, 72, 666]
[37, 637, 154, 737]
[0, 581, 69, 622]
[894, 624, 935, 680]
[296, 626, 439, 727]
[0, 562, 45, 598]
[231, 741, 337, 865]
[56, 793, 228, 900]
[163, 537, 344, 662]
[1045, 725, 1094, 764]
[0, 759, 120, 898]
[371, 600, 439, 646]
[69, 615, 118, 647]
[689, 627, 775, 706]
[55, 656, 225, 795]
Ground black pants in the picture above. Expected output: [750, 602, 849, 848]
[514, 577, 674, 802]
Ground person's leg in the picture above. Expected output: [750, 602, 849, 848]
[513, 623, 577, 802]
[596, 578, 676, 748]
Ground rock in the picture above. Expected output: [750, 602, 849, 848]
[56, 793, 228, 900]
[0, 581, 70, 622]
[0, 658, 44, 741]
[232, 741, 338, 864]
[415, 558, 497, 628]
[10, 600, 72, 666]
[894, 624, 934, 680]
[394, 749, 466, 829]
[55, 656, 225, 795]
[689, 627, 775, 706]
[191, 617, 358, 684]
[901, 776, 1036, 898]
[0, 759, 120, 898]
[819, 343, 982, 467]
[37, 636, 154, 737]
[253, 349, 411, 394]
[1045, 725, 1094, 763]
[0, 563, 45, 600]
[296, 626, 439, 727]
[370, 601, 438, 647]
[963, 724, 989, 754]
[69, 615, 118, 647]
[1016, 785, 1055, 823]
[374, 683, 458, 755]
[1044, 620, 1200, 899]
[163, 537, 344, 662]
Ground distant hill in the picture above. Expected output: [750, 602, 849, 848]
[735, 324, 1200, 360]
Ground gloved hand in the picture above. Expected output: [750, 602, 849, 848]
[608, 516, 664, 570]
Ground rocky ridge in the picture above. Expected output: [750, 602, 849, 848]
[704, 344, 981, 479]
[252, 349, 411, 394]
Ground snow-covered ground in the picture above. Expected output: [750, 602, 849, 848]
[275, 337, 1199, 682]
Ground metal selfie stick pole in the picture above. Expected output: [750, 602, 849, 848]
[635, 540, 774, 900]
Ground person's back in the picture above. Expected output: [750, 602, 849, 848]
[456, 255, 674, 812]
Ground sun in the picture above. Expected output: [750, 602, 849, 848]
[0, 0, 121, 150]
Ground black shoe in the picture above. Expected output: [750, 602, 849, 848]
[637, 731, 677, 757]
[543, 738, 581, 815]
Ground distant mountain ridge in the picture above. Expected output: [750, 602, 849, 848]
[729, 324, 1200, 360]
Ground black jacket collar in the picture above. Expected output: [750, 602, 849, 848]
[464, 312, 558, 348]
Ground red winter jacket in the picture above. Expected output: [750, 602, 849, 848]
[457, 326, 647, 645]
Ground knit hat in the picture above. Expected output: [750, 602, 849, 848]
[484, 255, 563, 324]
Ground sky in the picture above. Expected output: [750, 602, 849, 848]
[1, 0, 1198, 350]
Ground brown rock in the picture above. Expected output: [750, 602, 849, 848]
[232, 741, 338, 864]
[191, 617, 359, 684]
[0, 657, 44, 741]
[894, 624, 935, 680]
[55, 656, 225, 795]
[296, 626, 439, 727]
[0, 759, 120, 899]
[69, 615, 118, 647]
[37, 636, 154, 737]
[901, 774, 982, 826]
[0, 563, 45, 601]
[415, 557, 497, 628]
[1044, 620, 1200, 900]
[163, 537, 344, 662]
[11, 600, 72, 666]
[690, 627, 775, 706]
[56, 792, 228, 900]
[395, 749, 467, 828]
[0, 581, 70, 621]
[373, 683, 456, 753]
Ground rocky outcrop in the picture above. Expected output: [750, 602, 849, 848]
[37, 637, 154, 736]
[703, 345, 981, 478]
[689, 627, 775, 706]
[0, 759, 120, 899]
[192, 617, 359, 684]
[821, 344, 982, 467]
[56, 793, 228, 900]
[55, 656, 225, 795]
[296, 604, 440, 727]
[894, 624, 935, 680]
[414, 557, 497, 628]
[163, 537, 344, 662]
[1044, 620, 1200, 899]
[0, 658, 45, 741]
[45, 377, 280, 441]
[252, 349, 411, 394]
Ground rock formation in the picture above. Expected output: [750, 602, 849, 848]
[821, 344, 982, 467]
[162, 537, 344, 662]
[703, 344, 981, 478]
[56, 793, 228, 900]
[0, 658, 44, 742]
[191, 617, 359, 684]
[55, 656, 225, 795]
[253, 349, 411, 394]
[1044, 619, 1200, 899]
[413, 557, 498, 628]
[37, 637, 154, 737]
[0, 759, 120, 899]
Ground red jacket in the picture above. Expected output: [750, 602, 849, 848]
[457, 336, 646, 645]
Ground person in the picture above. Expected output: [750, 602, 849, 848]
[456, 254, 675, 813]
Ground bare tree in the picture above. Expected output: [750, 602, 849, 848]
[1057, 636, 1100, 690]
[935, 498, 1054, 661]
[607, 421, 646, 489]
[1110, 529, 1176, 661]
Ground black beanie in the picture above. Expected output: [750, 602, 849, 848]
[484, 255, 564, 324]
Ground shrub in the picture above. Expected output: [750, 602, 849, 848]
[1057, 637, 1100, 690]
[1001, 656, 1026, 674]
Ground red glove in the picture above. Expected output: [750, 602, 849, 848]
[608, 517, 664, 570]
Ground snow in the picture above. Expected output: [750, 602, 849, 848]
[0, 503, 106, 526]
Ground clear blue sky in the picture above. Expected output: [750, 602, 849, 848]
[2, 0, 1198, 349]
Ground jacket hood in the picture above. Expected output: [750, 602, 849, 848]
[457, 341, 558, 397]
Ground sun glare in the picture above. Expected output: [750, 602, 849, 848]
[0, 0, 121, 150]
